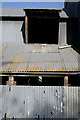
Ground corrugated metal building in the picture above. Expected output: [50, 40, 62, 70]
[0, 1, 80, 119]
[0, 7, 80, 81]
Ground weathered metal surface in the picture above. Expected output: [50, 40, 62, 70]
[0, 43, 80, 73]
[0, 86, 2, 120]
[1, 8, 61, 17]
[0, 85, 79, 119]
[78, 87, 80, 118]
[64, 87, 78, 118]
[58, 22, 67, 45]
[0, 21, 23, 43]
[59, 11, 68, 18]
[1, 8, 24, 17]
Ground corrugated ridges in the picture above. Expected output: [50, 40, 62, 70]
[0, 43, 80, 73]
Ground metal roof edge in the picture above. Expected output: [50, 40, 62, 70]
[23, 8, 62, 10]
[0, 71, 80, 76]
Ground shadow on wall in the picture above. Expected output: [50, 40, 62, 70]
[63, 2, 80, 53]
[21, 21, 25, 43]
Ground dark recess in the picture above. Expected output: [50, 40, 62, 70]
[68, 75, 80, 86]
[1, 76, 63, 86]
[28, 17, 59, 44]
[1, 76, 80, 86]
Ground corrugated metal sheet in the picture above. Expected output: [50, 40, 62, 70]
[0, 85, 79, 118]
[1, 8, 24, 17]
[1, 8, 61, 17]
[0, 43, 80, 73]
[0, 21, 23, 43]
[0, 86, 2, 120]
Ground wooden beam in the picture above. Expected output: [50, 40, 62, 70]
[64, 76, 68, 86]
[25, 16, 28, 44]
[6, 76, 16, 86]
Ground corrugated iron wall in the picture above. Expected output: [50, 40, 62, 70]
[0, 86, 79, 119]
[0, 21, 23, 43]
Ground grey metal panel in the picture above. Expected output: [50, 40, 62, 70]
[34, 86, 40, 118]
[68, 87, 72, 118]
[0, 43, 80, 73]
[64, 88, 66, 118]
[74, 87, 78, 118]
[58, 22, 67, 45]
[1, 85, 79, 119]
[0, 21, 23, 43]
[2, 86, 25, 118]
[0, 86, 2, 119]
[2, 86, 9, 118]
[1, 8, 24, 17]
[78, 87, 80, 118]
[1, 8, 61, 17]
[64, 86, 79, 118]
[59, 11, 68, 18]
[24, 87, 34, 118]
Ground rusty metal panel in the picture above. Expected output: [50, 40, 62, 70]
[0, 85, 79, 119]
[0, 43, 80, 73]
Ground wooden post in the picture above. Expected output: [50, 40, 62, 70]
[6, 76, 16, 86]
[25, 16, 28, 44]
[64, 76, 68, 86]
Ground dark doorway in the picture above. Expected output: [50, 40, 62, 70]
[28, 17, 59, 44]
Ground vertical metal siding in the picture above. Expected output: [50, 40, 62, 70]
[78, 87, 80, 118]
[0, 85, 79, 119]
[64, 87, 79, 118]
[0, 86, 2, 120]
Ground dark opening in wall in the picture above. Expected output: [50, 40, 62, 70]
[14, 76, 64, 86]
[1, 76, 8, 85]
[28, 17, 59, 44]
[68, 75, 80, 86]
[1, 76, 64, 86]
[1, 75, 80, 86]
